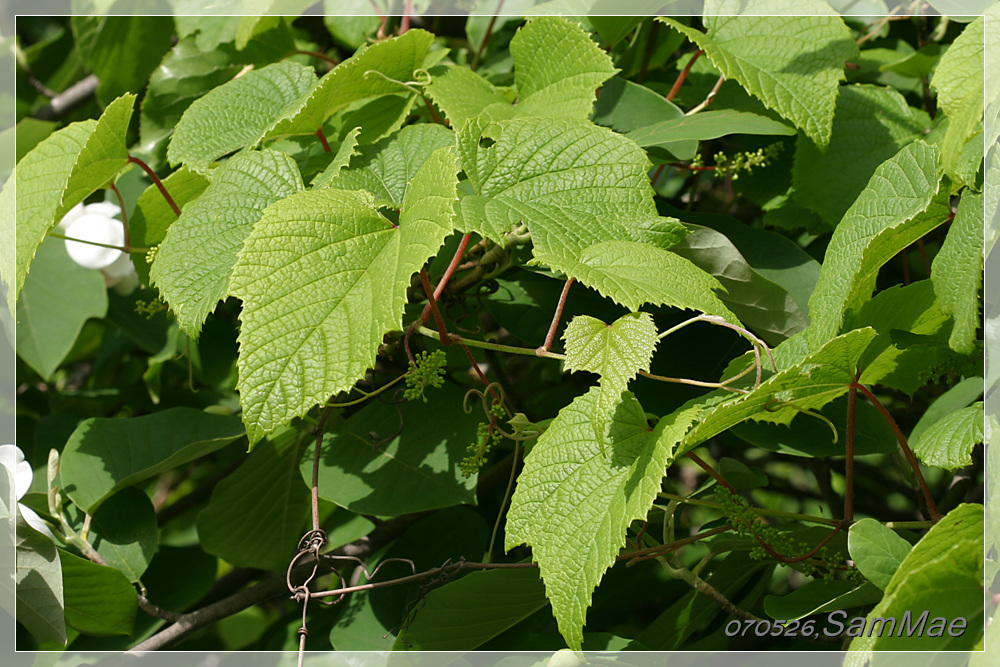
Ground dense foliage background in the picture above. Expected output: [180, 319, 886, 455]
[6, 4, 992, 657]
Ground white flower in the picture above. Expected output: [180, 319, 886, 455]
[0, 444, 55, 539]
[59, 202, 138, 293]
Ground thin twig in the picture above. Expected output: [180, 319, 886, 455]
[31, 74, 98, 120]
[128, 156, 181, 217]
[685, 74, 725, 115]
[109, 183, 130, 249]
[48, 232, 148, 254]
[852, 382, 941, 521]
[539, 278, 573, 354]
[471, 0, 505, 71]
[311, 404, 336, 532]
[667, 49, 704, 101]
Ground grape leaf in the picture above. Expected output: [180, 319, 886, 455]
[129, 166, 210, 286]
[931, 15, 984, 180]
[681, 328, 878, 453]
[138, 36, 245, 166]
[505, 389, 700, 650]
[563, 312, 658, 447]
[167, 62, 318, 173]
[793, 84, 929, 227]
[659, 1, 857, 147]
[151, 148, 304, 336]
[230, 148, 457, 445]
[424, 16, 616, 127]
[320, 124, 455, 207]
[264, 29, 434, 139]
[805, 141, 944, 353]
[909, 376, 984, 446]
[12, 94, 135, 308]
[932, 191, 983, 355]
[911, 403, 984, 471]
[309, 126, 361, 188]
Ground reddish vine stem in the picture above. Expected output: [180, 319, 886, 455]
[754, 523, 844, 564]
[625, 525, 731, 564]
[667, 49, 704, 101]
[400, 0, 412, 33]
[127, 156, 180, 217]
[686, 452, 737, 494]
[315, 129, 332, 153]
[418, 233, 472, 325]
[371, 0, 387, 38]
[471, 0, 504, 71]
[845, 376, 858, 522]
[538, 277, 573, 354]
[669, 162, 716, 172]
[851, 382, 941, 522]
[109, 182, 130, 248]
[419, 268, 451, 342]
[295, 49, 339, 66]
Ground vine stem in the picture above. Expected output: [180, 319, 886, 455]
[48, 231, 149, 254]
[657, 492, 841, 527]
[538, 277, 573, 354]
[845, 376, 858, 522]
[471, 0, 505, 71]
[311, 404, 335, 532]
[419, 233, 472, 325]
[666, 49, 703, 101]
[851, 382, 941, 522]
[127, 156, 180, 217]
[485, 441, 521, 564]
[418, 325, 566, 359]
[419, 268, 451, 342]
[624, 524, 731, 563]
[295, 49, 339, 66]
[685, 74, 725, 115]
[109, 182, 130, 248]
[687, 451, 736, 493]
[315, 129, 332, 153]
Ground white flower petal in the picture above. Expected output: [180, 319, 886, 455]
[19, 504, 55, 540]
[84, 202, 122, 218]
[0, 444, 33, 501]
[57, 203, 86, 231]
[64, 213, 126, 270]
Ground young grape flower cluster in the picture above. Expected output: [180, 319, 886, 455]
[403, 349, 448, 402]
[459, 400, 507, 478]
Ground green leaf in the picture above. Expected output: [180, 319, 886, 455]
[307, 383, 478, 516]
[659, 3, 857, 147]
[532, 238, 736, 320]
[15, 518, 65, 645]
[793, 84, 929, 227]
[931, 15, 984, 180]
[851, 280, 955, 395]
[848, 519, 913, 590]
[395, 567, 547, 650]
[231, 148, 457, 445]
[625, 109, 795, 147]
[764, 580, 883, 621]
[13, 94, 135, 307]
[15, 238, 108, 380]
[320, 124, 454, 207]
[88, 488, 158, 584]
[456, 116, 656, 244]
[59, 408, 245, 513]
[911, 403, 984, 471]
[72, 16, 174, 106]
[682, 328, 877, 452]
[138, 37, 245, 165]
[505, 389, 699, 650]
[59, 550, 136, 637]
[425, 17, 616, 127]
[309, 126, 361, 188]
[129, 166, 210, 287]
[670, 223, 809, 345]
[15, 118, 58, 162]
[265, 29, 434, 138]
[932, 191, 984, 355]
[167, 62, 318, 173]
[197, 430, 309, 570]
[731, 393, 897, 458]
[805, 141, 944, 353]
[846, 504, 984, 657]
[591, 76, 695, 160]
[323, 0, 379, 49]
[909, 376, 984, 446]
[563, 313, 658, 446]
[150, 148, 304, 336]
